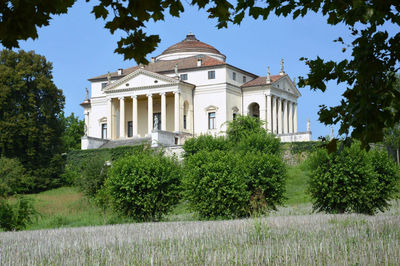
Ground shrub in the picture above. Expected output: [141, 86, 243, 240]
[235, 131, 281, 155]
[308, 142, 399, 214]
[76, 154, 109, 199]
[0, 157, 33, 197]
[183, 150, 287, 218]
[368, 148, 400, 211]
[182, 135, 229, 158]
[0, 196, 38, 231]
[105, 153, 182, 221]
[226, 115, 264, 143]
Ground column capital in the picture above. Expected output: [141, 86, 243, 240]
[118, 96, 125, 100]
[146, 93, 152, 98]
[131, 95, 137, 99]
[160, 92, 166, 96]
[173, 90, 180, 95]
[106, 97, 112, 102]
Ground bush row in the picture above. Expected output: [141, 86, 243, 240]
[79, 115, 287, 221]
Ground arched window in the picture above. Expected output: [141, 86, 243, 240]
[248, 102, 260, 118]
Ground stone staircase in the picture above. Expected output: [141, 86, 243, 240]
[99, 137, 151, 149]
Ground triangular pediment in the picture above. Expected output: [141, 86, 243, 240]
[274, 75, 301, 97]
[103, 68, 181, 92]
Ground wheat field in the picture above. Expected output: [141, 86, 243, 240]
[1, 201, 399, 265]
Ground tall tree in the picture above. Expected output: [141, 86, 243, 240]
[61, 112, 84, 152]
[0, 50, 65, 192]
[1, 1, 399, 147]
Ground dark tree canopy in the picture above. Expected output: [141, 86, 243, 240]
[61, 112, 84, 151]
[0, 50, 65, 192]
[1, 0, 399, 147]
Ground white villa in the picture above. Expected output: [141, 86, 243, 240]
[81, 33, 311, 149]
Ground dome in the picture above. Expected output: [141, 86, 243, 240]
[156, 33, 226, 62]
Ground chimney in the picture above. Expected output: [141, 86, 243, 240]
[118, 68, 123, 75]
[151, 57, 155, 63]
[197, 59, 202, 67]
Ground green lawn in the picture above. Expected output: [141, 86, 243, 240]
[284, 163, 311, 205]
[25, 187, 133, 230]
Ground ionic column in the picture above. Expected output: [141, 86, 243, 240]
[266, 94, 272, 132]
[107, 98, 112, 139]
[294, 103, 298, 132]
[132, 95, 138, 137]
[272, 96, 277, 134]
[283, 99, 288, 134]
[84, 111, 89, 136]
[260, 106, 266, 130]
[119, 97, 125, 138]
[278, 97, 283, 134]
[174, 91, 180, 132]
[288, 101, 293, 133]
[161, 92, 166, 131]
[147, 94, 153, 135]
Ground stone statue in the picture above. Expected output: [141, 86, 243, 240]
[307, 119, 311, 132]
[174, 63, 179, 77]
[280, 58, 285, 75]
[293, 77, 296, 86]
[84, 124, 88, 136]
[266, 66, 271, 83]
[330, 126, 334, 139]
[85, 87, 89, 100]
[107, 72, 111, 84]
[154, 115, 159, 130]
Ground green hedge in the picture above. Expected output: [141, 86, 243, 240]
[63, 144, 151, 185]
[287, 141, 322, 154]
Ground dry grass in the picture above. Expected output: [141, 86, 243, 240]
[1, 201, 399, 265]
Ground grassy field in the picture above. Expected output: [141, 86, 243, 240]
[2, 163, 400, 264]
[24, 187, 133, 230]
[1, 203, 399, 265]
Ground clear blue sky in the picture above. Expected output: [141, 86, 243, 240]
[8, 1, 391, 139]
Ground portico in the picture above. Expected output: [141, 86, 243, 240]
[99, 68, 194, 142]
[106, 91, 182, 140]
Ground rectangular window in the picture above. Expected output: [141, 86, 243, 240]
[232, 72, 236, 81]
[208, 112, 216, 129]
[127, 121, 133, 137]
[180, 73, 188, 81]
[208, 70, 215, 79]
[233, 113, 237, 120]
[101, 82, 107, 89]
[183, 115, 187, 129]
[243, 76, 246, 83]
[101, 123, 107, 139]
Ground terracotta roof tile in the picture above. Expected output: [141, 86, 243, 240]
[88, 55, 226, 81]
[241, 75, 284, 88]
[161, 33, 223, 56]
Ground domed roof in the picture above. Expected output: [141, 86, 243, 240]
[156, 33, 226, 61]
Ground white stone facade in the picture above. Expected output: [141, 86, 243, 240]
[81, 34, 311, 149]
